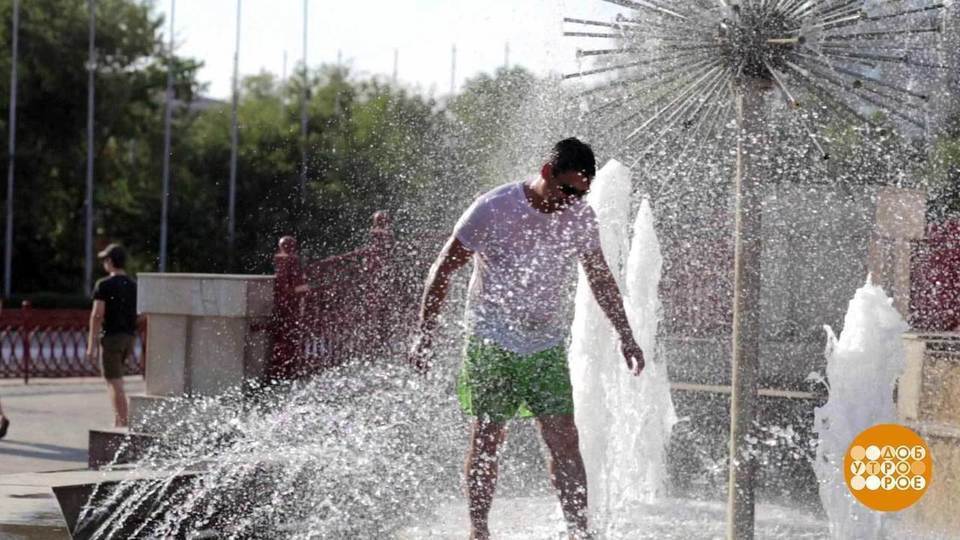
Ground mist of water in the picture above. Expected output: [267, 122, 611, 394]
[80, 362, 465, 539]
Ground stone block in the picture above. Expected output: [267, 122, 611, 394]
[129, 394, 188, 435]
[145, 314, 188, 396]
[894, 332, 960, 535]
[245, 325, 270, 381]
[129, 394, 235, 440]
[88, 428, 156, 469]
[188, 317, 246, 396]
[894, 424, 960, 535]
[897, 333, 960, 426]
[137, 273, 276, 399]
[51, 471, 198, 540]
[875, 187, 927, 240]
[245, 278, 274, 318]
[137, 273, 273, 318]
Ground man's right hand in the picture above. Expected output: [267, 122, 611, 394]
[85, 344, 99, 364]
[407, 333, 434, 375]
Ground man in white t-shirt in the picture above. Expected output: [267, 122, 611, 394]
[409, 138, 644, 540]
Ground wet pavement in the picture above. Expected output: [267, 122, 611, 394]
[0, 377, 144, 539]
[0, 377, 144, 474]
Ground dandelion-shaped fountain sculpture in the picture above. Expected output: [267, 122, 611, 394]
[564, 1, 949, 538]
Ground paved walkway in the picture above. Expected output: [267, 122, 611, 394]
[0, 377, 145, 474]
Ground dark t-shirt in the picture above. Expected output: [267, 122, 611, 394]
[92, 275, 138, 336]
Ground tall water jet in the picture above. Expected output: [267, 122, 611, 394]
[813, 278, 909, 540]
[570, 159, 677, 533]
[570, 159, 634, 530]
[622, 197, 678, 504]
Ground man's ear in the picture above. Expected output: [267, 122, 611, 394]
[541, 163, 553, 180]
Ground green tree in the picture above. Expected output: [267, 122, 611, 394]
[0, 0, 200, 293]
[175, 66, 445, 275]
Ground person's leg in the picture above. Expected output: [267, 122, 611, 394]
[537, 414, 590, 538]
[0, 397, 8, 439]
[106, 378, 128, 428]
[465, 418, 507, 540]
[100, 335, 130, 428]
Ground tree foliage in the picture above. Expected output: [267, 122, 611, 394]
[0, 0, 542, 295]
[0, 0, 957, 298]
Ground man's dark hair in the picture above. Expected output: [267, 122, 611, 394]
[549, 138, 596, 179]
[97, 243, 127, 269]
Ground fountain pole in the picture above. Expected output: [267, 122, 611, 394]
[726, 77, 770, 540]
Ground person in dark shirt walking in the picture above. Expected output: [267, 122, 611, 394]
[86, 244, 138, 428]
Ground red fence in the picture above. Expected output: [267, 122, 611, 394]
[0, 303, 146, 381]
[267, 212, 418, 379]
[911, 220, 960, 332]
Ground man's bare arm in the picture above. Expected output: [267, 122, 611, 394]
[86, 300, 105, 362]
[409, 236, 474, 370]
[418, 236, 474, 332]
[580, 248, 645, 375]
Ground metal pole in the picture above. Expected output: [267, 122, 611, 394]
[159, 0, 175, 273]
[726, 78, 769, 540]
[84, 0, 96, 294]
[504, 42, 510, 68]
[393, 48, 398, 84]
[281, 50, 288, 117]
[450, 44, 457, 94]
[227, 0, 241, 270]
[4, 0, 19, 297]
[299, 0, 308, 202]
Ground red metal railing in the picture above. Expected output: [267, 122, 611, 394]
[267, 212, 417, 379]
[0, 302, 146, 381]
[911, 220, 960, 332]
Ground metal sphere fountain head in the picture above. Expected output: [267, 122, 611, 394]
[564, 0, 951, 177]
[715, 4, 809, 80]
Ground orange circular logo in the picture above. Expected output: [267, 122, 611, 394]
[844, 424, 933, 512]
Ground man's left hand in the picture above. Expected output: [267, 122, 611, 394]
[85, 345, 99, 364]
[620, 338, 645, 376]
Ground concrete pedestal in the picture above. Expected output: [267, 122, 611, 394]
[867, 187, 927, 318]
[123, 274, 273, 439]
[896, 332, 960, 533]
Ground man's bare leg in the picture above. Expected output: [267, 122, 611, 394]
[537, 415, 590, 539]
[466, 418, 507, 540]
[106, 378, 128, 428]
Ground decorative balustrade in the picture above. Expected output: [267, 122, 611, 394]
[267, 212, 418, 379]
[0, 302, 146, 381]
[911, 220, 960, 332]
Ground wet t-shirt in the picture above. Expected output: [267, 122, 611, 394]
[454, 181, 601, 354]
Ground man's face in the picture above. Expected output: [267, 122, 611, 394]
[545, 164, 592, 207]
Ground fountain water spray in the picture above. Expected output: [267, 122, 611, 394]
[570, 160, 678, 535]
[565, 2, 948, 536]
[812, 277, 909, 539]
[78, 363, 465, 539]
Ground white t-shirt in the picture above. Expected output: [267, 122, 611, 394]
[453, 181, 602, 354]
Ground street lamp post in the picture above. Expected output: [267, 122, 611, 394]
[159, 0, 175, 273]
[227, 0, 241, 271]
[4, 0, 19, 297]
[299, 0, 308, 203]
[84, 0, 96, 294]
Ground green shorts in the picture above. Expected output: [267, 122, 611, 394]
[100, 333, 134, 380]
[457, 336, 574, 422]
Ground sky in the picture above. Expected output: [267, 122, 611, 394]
[152, 0, 621, 100]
